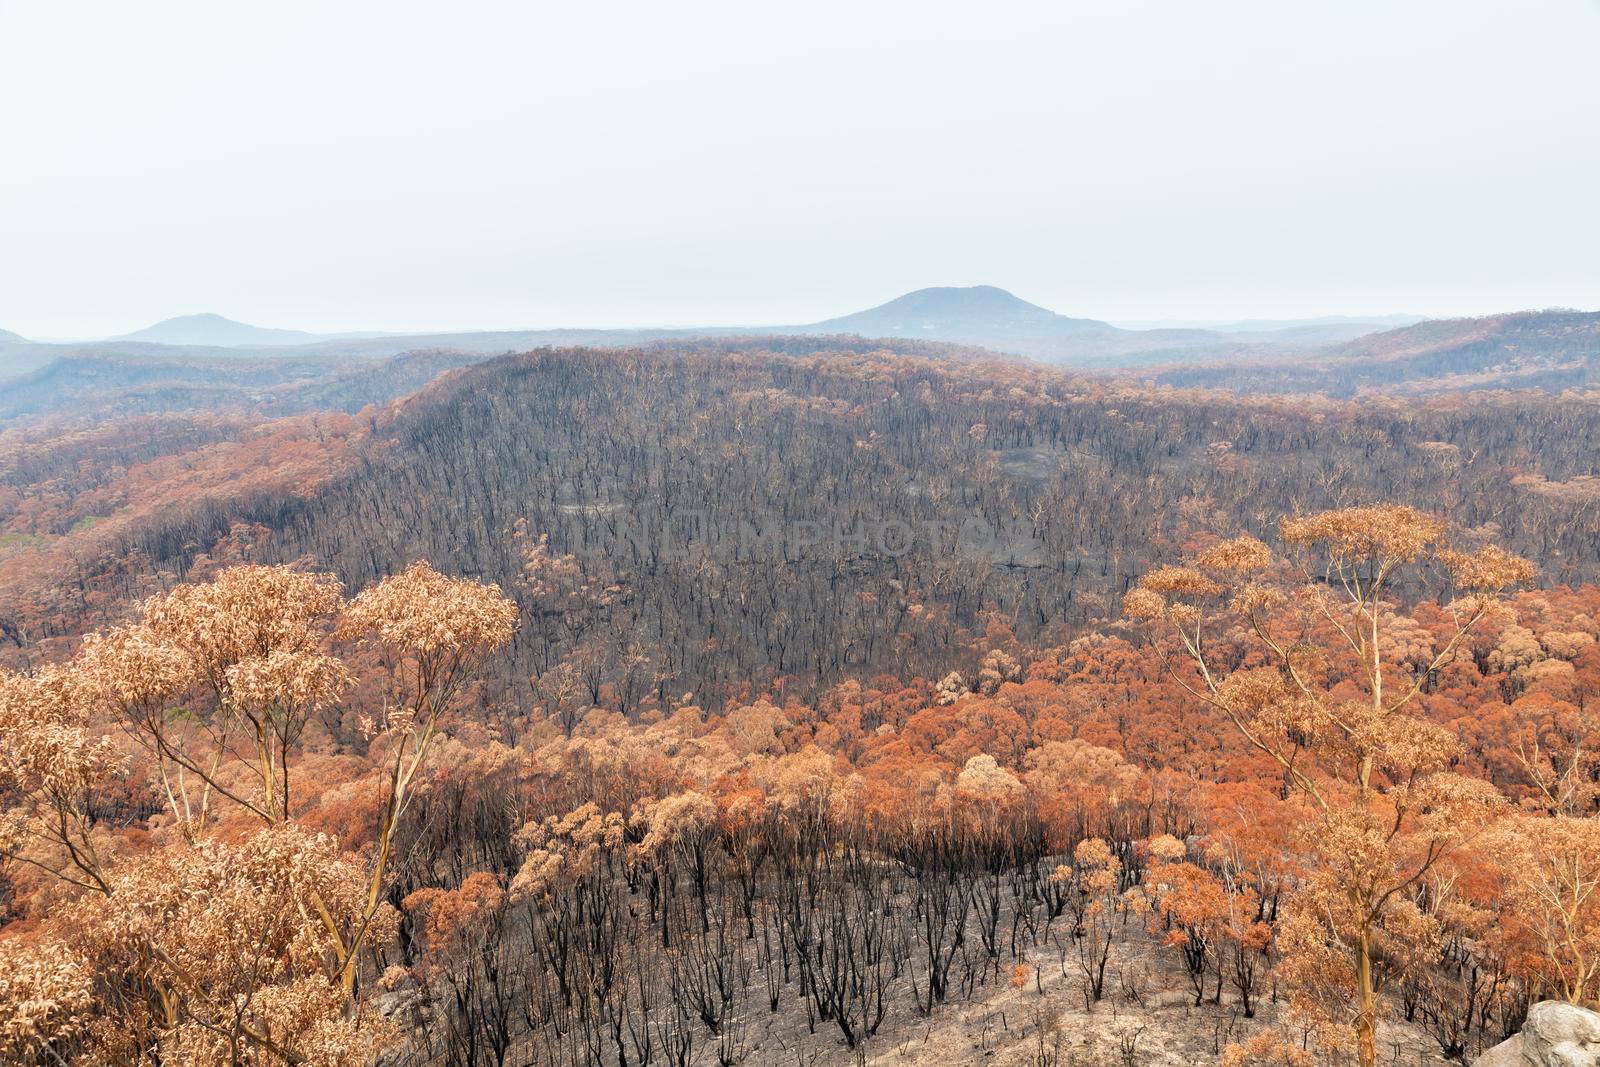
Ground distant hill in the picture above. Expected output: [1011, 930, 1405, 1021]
[783, 292, 1600, 393]
[114, 313, 327, 347]
[785, 285, 1360, 365]
[1326, 309, 1600, 383]
[0, 341, 62, 381]
[1147, 309, 1600, 395]
[18, 295, 1599, 411]
[0, 348, 510, 426]
[796, 285, 1118, 340]
[20, 289, 1386, 376]
[0, 328, 26, 343]
[16, 291, 1281, 371]
[0, 336, 1005, 430]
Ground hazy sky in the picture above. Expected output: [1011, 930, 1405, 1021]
[3, 1, 1598, 337]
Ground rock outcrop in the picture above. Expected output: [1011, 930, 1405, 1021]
[1475, 1001, 1600, 1066]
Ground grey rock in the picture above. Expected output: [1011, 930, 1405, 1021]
[1473, 1002, 1600, 1067]
[1524, 1002, 1600, 1066]
[1474, 1035, 1527, 1067]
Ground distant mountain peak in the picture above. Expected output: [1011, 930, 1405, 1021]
[801, 285, 1116, 340]
[867, 285, 1056, 315]
[0, 327, 27, 343]
[115, 313, 324, 348]
[887, 284, 1034, 302]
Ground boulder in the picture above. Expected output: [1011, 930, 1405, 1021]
[1473, 1002, 1600, 1067]
[1524, 1002, 1600, 1066]
[1475, 1038, 1525, 1067]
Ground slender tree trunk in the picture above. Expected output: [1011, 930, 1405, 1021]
[1356, 928, 1377, 1067]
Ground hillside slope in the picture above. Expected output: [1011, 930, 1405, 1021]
[49, 340, 1591, 701]
[1149, 309, 1600, 394]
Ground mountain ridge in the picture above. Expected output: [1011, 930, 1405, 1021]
[12, 295, 1600, 406]
[7, 289, 1437, 372]
[114, 313, 328, 348]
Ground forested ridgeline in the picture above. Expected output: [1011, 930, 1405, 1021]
[2, 507, 1598, 1066]
[199, 345, 1600, 700]
[6, 341, 1600, 707]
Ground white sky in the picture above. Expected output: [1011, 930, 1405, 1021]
[2, 0, 1597, 337]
